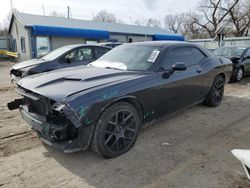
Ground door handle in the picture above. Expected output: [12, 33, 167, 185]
[196, 69, 202, 73]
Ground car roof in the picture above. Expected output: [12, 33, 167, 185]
[124, 41, 201, 49]
[62, 44, 111, 49]
[98, 42, 122, 45]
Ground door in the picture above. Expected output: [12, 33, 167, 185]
[242, 48, 250, 73]
[157, 46, 207, 115]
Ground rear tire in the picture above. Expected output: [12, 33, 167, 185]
[204, 75, 225, 107]
[91, 102, 141, 158]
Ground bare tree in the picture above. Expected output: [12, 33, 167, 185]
[93, 10, 118, 23]
[224, 0, 250, 36]
[145, 18, 161, 27]
[192, 0, 239, 38]
[163, 13, 205, 39]
[49, 11, 66, 18]
[133, 19, 144, 26]
[133, 18, 161, 27]
[2, 8, 19, 30]
[164, 13, 189, 34]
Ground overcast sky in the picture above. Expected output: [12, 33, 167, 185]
[1, 0, 200, 28]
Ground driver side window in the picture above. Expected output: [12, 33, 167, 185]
[163, 47, 193, 69]
[77, 48, 93, 61]
[163, 47, 205, 69]
[64, 51, 76, 63]
[63, 47, 93, 63]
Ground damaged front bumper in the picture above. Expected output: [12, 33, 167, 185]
[8, 87, 95, 153]
[19, 106, 83, 153]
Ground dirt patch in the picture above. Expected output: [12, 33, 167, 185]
[0, 61, 41, 158]
[0, 86, 15, 92]
[0, 132, 40, 157]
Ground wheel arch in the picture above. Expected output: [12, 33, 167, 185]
[100, 96, 144, 124]
[217, 72, 225, 80]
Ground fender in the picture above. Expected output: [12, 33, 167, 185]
[74, 95, 145, 150]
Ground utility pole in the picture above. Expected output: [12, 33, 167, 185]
[42, 4, 45, 16]
[67, 6, 70, 19]
[10, 0, 14, 13]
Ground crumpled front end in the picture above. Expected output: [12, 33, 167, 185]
[10, 69, 23, 83]
[8, 87, 94, 153]
[10, 68, 32, 83]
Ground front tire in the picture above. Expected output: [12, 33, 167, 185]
[231, 67, 243, 82]
[91, 102, 141, 158]
[204, 75, 225, 107]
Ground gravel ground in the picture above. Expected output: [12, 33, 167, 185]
[0, 61, 250, 188]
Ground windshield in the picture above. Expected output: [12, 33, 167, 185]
[90, 44, 161, 71]
[39, 46, 75, 61]
[213, 47, 246, 57]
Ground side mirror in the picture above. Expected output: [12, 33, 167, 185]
[161, 62, 187, 79]
[172, 62, 187, 71]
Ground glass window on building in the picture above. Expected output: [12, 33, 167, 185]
[36, 37, 50, 58]
[20, 37, 26, 53]
[12, 39, 17, 52]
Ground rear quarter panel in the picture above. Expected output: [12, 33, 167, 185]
[201, 56, 232, 94]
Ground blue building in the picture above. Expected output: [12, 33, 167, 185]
[9, 13, 184, 61]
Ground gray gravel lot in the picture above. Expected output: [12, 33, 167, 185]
[0, 61, 250, 188]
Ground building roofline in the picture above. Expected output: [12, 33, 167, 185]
[10, 12, 180, 36]
[13, 12, 168, 31]
[8, 14, 15, 34]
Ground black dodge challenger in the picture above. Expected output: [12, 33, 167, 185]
[8, 42, 232, 158]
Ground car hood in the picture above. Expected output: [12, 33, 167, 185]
[11, 59, 47, 70]
[17, 66, 140, 101]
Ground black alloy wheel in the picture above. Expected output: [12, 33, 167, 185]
[204, 75, 225, 107]
[212, 78, 224, 105]
[104, 110, 136, 152]
[92, 102, 140, 158]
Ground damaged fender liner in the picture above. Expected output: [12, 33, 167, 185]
[62, 104, 82, 128]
